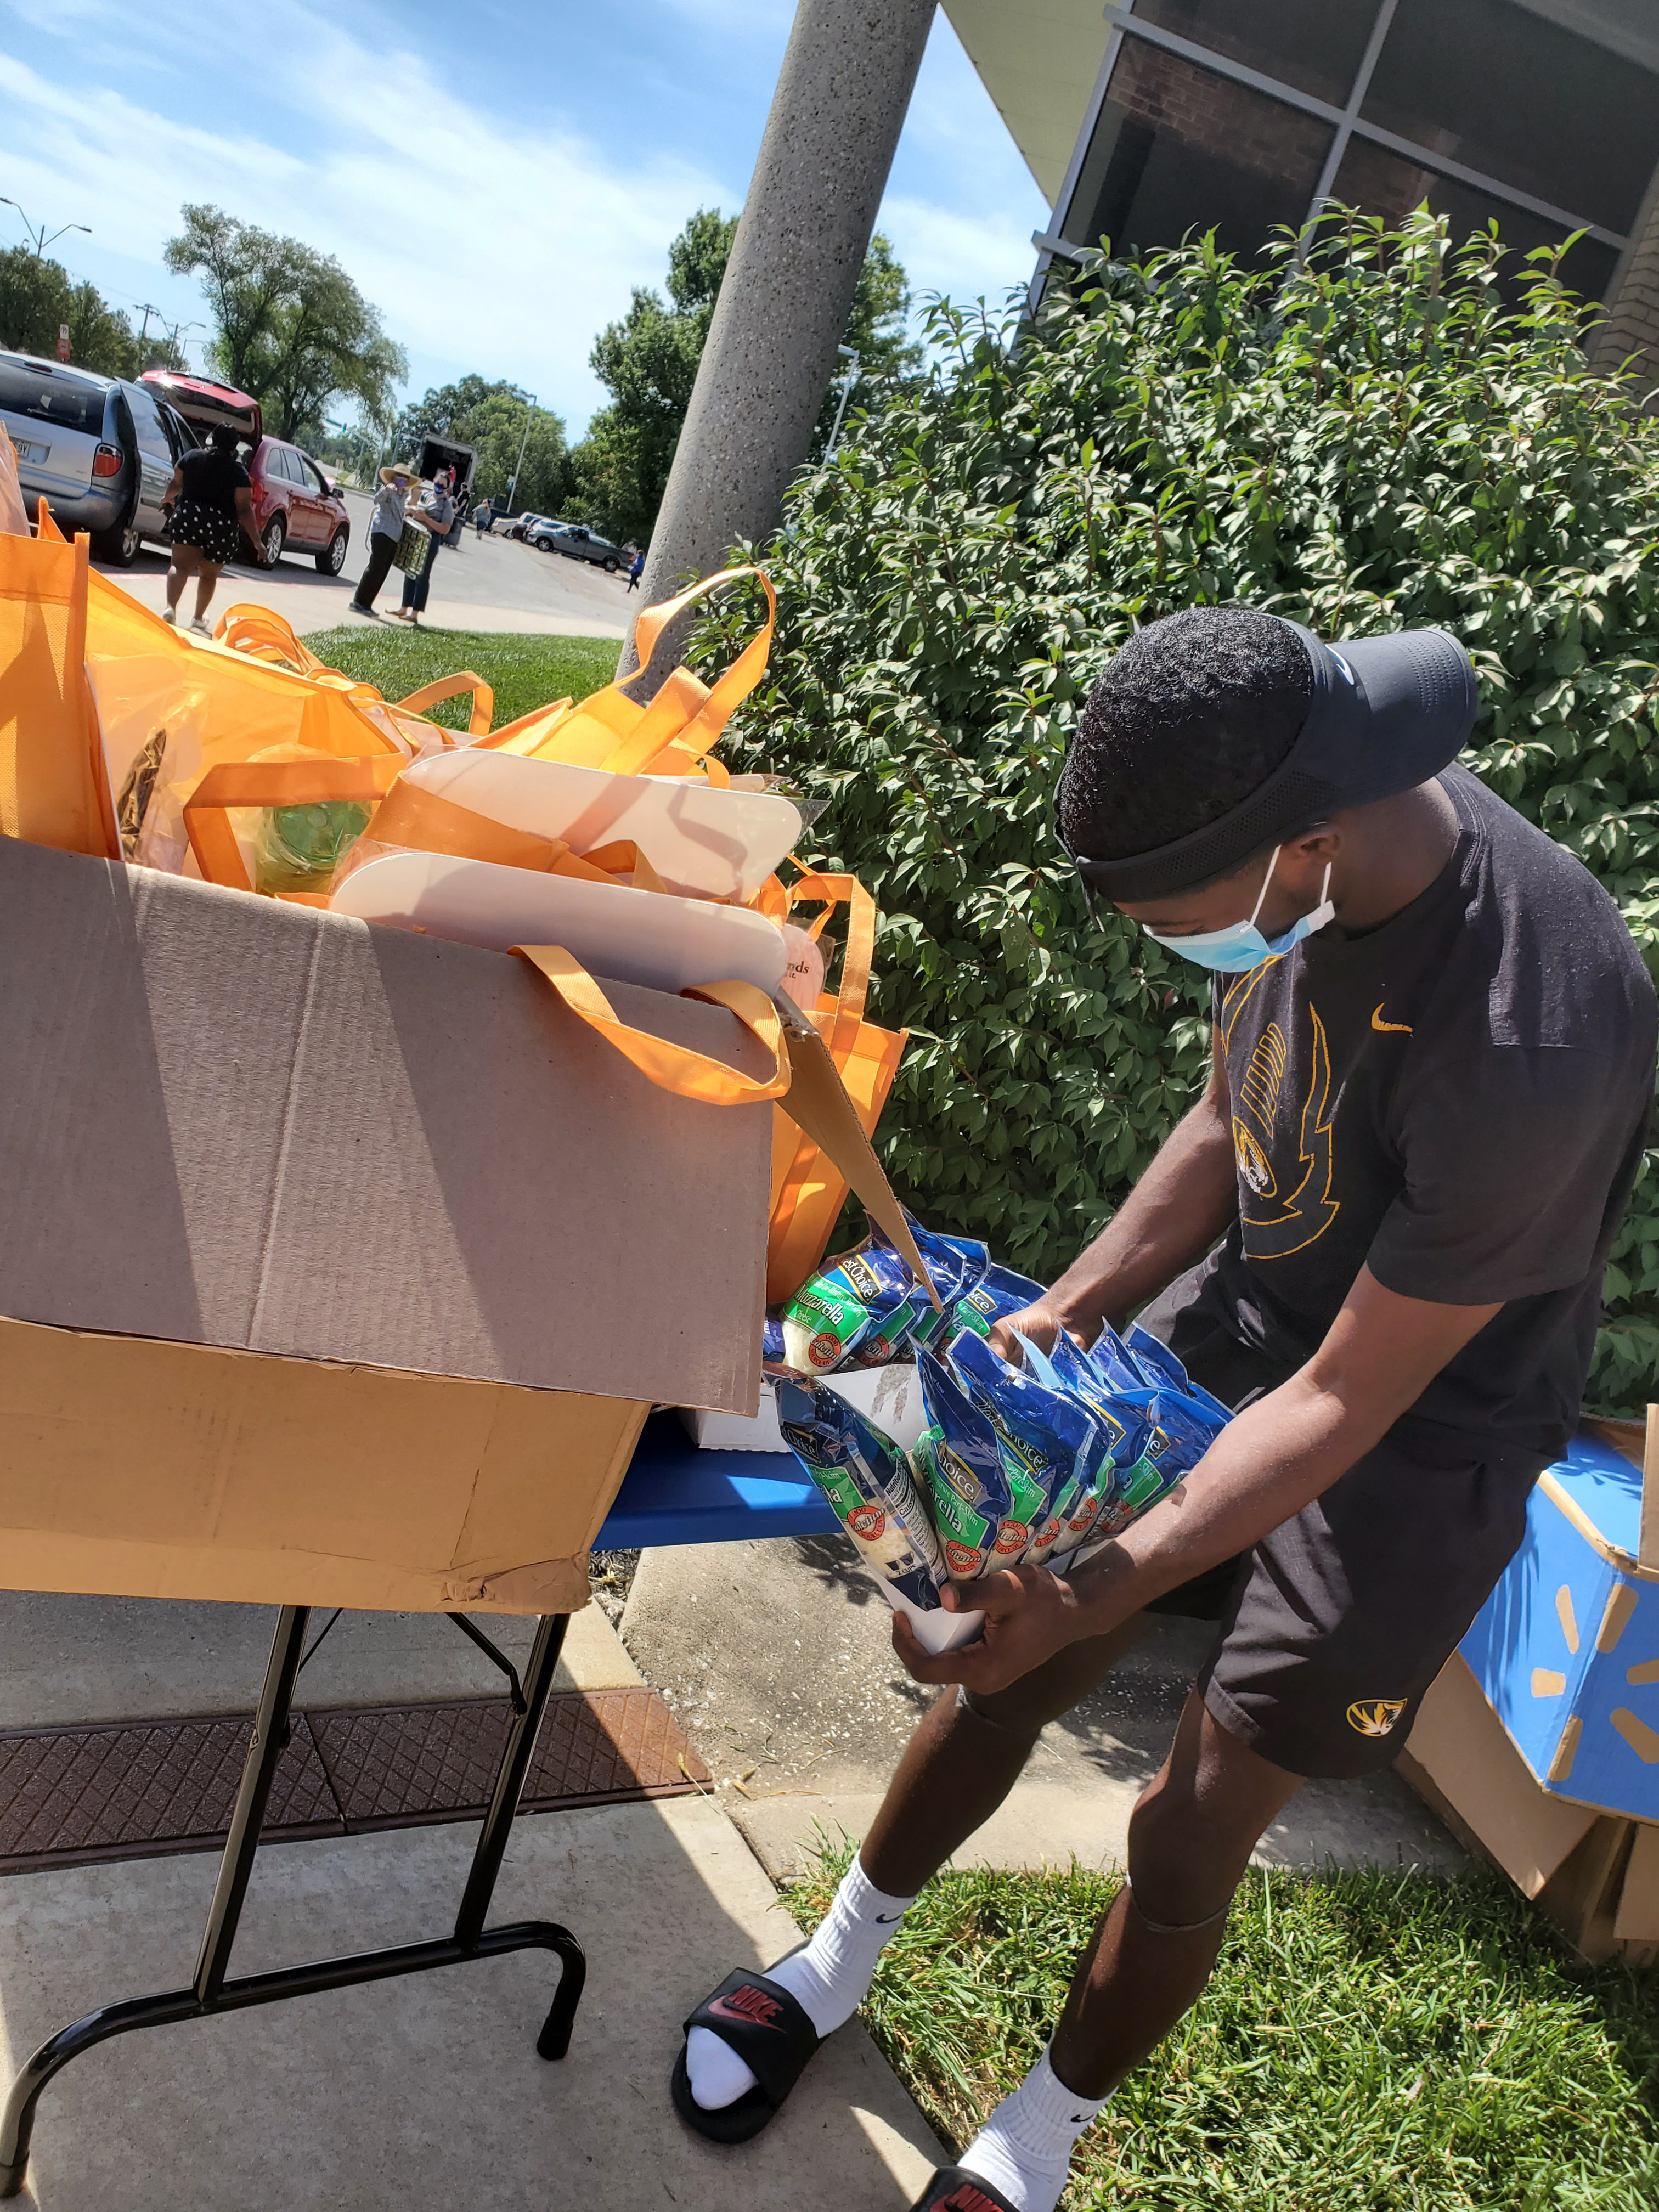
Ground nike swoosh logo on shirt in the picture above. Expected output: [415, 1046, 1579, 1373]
[1370, 1005, 1412, 1034]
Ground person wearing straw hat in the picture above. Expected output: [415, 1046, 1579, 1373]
[391, 470, 456, 627]
[347, 461, 416, 618]
[671, 606, 1657, 2212]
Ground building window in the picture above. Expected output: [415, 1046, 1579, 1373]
[1131, 0, 1381, 108]
[1329, 138, 1621, 306]
[1071, 37, 1335, 268]
[1360, 0, 1659, 234]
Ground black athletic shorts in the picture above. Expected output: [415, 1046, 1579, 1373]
[1121, 1260, 1549, 1780]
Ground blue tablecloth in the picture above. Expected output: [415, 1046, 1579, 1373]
[591, 1410, 838, 1550]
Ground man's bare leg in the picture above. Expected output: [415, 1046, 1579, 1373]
[1051, 1689, 1302, 2094]
[681, 1616, 1148, 2118]
[859, 1613, 1152, 1897]
[944, 1690, 1302, 2211]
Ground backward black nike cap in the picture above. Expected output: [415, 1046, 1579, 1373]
[1063, 620, 1477, 904]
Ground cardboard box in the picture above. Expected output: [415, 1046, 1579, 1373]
[0, 837, 776, 1613]
[1401, 1652, 1659, 1963]
[1457, 1420, 1659, 1824]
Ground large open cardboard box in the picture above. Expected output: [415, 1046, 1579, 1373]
[1400, 1412, 1659, 1963]
[0, 836, 777, 1615]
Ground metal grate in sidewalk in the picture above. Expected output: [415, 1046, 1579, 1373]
[0, 1688, 709, 1875]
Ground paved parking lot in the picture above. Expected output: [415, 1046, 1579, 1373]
[97, 489, 633, 641]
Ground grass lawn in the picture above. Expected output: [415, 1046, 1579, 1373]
[301, 626, 620, 733]
[788, 1849, 1659, 2210]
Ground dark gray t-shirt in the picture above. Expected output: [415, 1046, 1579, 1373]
[1206, 766, 1656, 1455]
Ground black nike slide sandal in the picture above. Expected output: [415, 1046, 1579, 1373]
[910, 2168, 1022, 2212]
[669, 1956, 822, 2145]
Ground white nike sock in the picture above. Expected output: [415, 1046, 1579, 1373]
[956, 2046, 1108, 2212]
[686, 1856, 916, 2111]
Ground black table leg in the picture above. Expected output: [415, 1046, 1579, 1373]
[0, 1605, 585, 2199]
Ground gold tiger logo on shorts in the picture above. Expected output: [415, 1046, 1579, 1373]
[1346, 1697, 1408, 1737]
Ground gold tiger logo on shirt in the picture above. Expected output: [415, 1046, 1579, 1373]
[1346, 1697, 1409, 1737]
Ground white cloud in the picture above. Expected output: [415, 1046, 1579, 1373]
[0, 6, 731, 430]
[878, 193, 1039, 310]
[1, 0, 1052, 425]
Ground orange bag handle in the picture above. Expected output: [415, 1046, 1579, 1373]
[602, 566, 775, 778]
[212, 606, 335, 675]
[785, 871, 875, 1047]
[183, 756, 404, 893]
[212, 608, 493, 740]
[514, 948, 789, 1105]
[393, 672, 495, 736]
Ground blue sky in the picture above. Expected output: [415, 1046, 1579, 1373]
[0, 0, 1048, 436]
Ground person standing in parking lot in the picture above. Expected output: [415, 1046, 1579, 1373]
[627, 548, 644, 591]
[348, 462, 415, 618]
[160, 426, 256, 635]
[393, 473, 455, 626]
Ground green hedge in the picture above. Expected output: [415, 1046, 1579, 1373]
[695, 212, 1659, 1413]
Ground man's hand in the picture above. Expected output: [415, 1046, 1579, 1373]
[891, 1564, 1101, 1694]
[986, 1299, 1081, 1364]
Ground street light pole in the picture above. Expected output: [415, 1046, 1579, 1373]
[825, 345, 861, 462]
[0, 199, 90, 257]
[506, 392, 538, 512]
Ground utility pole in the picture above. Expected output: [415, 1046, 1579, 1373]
[0, 199, 90, 257]
[506, 392, 538, 511]
[618, 0, 936, 686]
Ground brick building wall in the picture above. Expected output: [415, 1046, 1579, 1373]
[1108, 36, 1331, 189]
[1589, 187, 1659, 394]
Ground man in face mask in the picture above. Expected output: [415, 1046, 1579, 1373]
[670, 607, 1657, 2212]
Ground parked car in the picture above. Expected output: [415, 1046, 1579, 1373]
[140, 369, 261, 447]
[533, 522, 623, 572]
[242, 436, 352, 573]
[1, 350, 200, 565]
[505, 510, 558, 541]
[140, 375, 352, 575]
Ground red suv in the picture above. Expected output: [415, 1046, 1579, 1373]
[244, 437, 352, 573]
[140, 373, 351, 574]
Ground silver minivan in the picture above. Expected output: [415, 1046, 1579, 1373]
[0, 351, 199, 565]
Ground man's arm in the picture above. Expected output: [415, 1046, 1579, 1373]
[899, 1265, 1503, 1694]
[991, 1028, 1238, 1354]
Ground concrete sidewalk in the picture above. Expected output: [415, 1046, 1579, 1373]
[0, 1596, 944, 2208]
[620, 1534, 1466, 1883]
[0, 1798, 940, 2210]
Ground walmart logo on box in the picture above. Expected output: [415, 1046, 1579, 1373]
[1462, 1430, 1659, 1823]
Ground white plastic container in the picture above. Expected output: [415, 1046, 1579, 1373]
[678, 1381, 790, 1454]
[330, 851, 788, 995]
[401, 748, 803, 901]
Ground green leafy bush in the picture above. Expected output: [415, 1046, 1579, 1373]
[695, 211, 1659, 1412]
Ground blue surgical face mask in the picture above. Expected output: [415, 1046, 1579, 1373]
[1144, 847, 1334, 974]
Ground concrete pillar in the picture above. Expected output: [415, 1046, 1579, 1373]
[619, 0, 937, 685]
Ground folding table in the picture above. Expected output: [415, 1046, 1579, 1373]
[0, 1412, 832, 2198]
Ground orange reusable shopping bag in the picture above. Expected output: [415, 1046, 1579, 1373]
[764, 872, 907, 1303]
[0, 513, 120, 861]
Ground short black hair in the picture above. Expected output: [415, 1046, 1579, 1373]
[208, 424, 241, 453]
[1058, 607, 1311, 863]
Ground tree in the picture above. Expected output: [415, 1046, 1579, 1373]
[0, 246, 140, 379]
[391, 376, 573, 515]
[569, 208, 921, 546]
[163, 205, 407, 443]
[689, 211, 1659, 1413]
